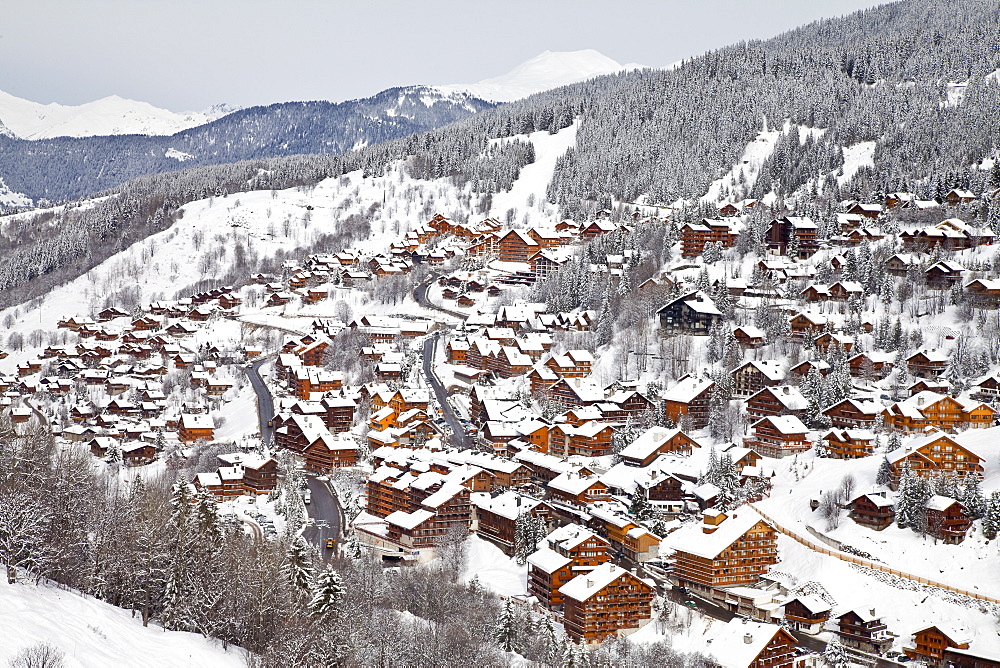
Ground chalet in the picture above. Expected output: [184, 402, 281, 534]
[690, 619, 798, 668]
[849, 492, 895, 531]
[965, 278, 1000, 305]
[847, 352, 893, 379]
[925, 260, 965, 289]
[886, 430, 984, 488]
[679, 218, 741, 257]
[657, 292, 722, 336]
[783, 596, 831, 635]
[767, 216, 818, 257]
[217, 453, 279, 493]
[743, 415, 810, 458]
[945, 188, 978, 205]
[971, 374, 1000, 402]
[836, 609, 893, 658]
[528, 524, 610, 609]
[822, 398, 881, 429]
[745, 386, 808, 420]
[618, 427, 701, 467]
[905, 624, 972, 664]
[885, 253, 920, 276]
[178, 413, 214, 443]
[847, 202, 883, 219]
[547, 470, 611, 506]
[788, 312, 828, 337]
[814, 332, 854, 354]
[733, 325, 766, 349]
[732, 360, 785, 398]
[882, 392, 995, 433]
[789, 359, 830, 378]
[662, 375, 714, 429]
[559, 562, 655, 643]
[121, 442, 157, 467]
[664, 508, 778, 592]
[907, 349, 949, 378]
[822, 428, 875, 459]
[494, 229, 539, 263]
[474, 492, 553, 554]
[924, 495, 972, 544]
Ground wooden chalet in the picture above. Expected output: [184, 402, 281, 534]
[692, 619, 798, 668]
[528, 524, 610, 609]
[886, 430, 984, 488]
[618, 427, 701, 467]
[743, 415, 810, 459]
[924, 495, 972, 544]
[679, 218, 740, 257]
[178, 413, 214, 443]
[822, 428, 875, 459]
[745, 386, 808, 420]
[882, 392, 995, 433]
[656, 292, 722, 336]
[474, 491, 554, 554]
[767, 216, 818, 257]
[665, 508, 777, 592]
[849, 492, 895, 531]
[905, 624, 972, 664]
[836, 609, 893, 657]
[559, 562, 654, 643]
[906, 349, 949, 378]
[662, 375, 715, 429]
[732, 360, 785, 398]
[783, 595, 831, 635]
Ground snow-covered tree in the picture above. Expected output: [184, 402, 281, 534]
[308, 567, 344, 616]
[492, 599, 517, 653]
[283, 537, 315, 597]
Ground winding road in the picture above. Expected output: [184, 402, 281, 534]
[245, 356, 275, 446]
[302, 477, 344, 561]
[422, 333, 469, 450]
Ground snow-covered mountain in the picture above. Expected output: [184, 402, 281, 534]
[0, 89, 236, 140]
[438, 49, 641, 102]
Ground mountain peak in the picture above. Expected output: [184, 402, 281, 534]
[438, 49, 640, 103]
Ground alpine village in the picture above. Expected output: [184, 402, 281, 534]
[4, 1, 1000, 667]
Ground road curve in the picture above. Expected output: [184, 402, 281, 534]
[413, 273, 469, 320]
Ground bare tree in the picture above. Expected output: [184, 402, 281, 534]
[7, 642, 66, 668]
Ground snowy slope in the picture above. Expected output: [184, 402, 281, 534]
[438, 49, 641, 102]
[0, 580, 245, 667]
[0, 89, 235, 139]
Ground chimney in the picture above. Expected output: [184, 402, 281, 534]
[744, 633, 753, 644]
[783, 387, 790, 395]
[609, 564, 616, 573]
[586, 579, 593, 588]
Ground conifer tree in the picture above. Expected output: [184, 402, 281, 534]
[492, 599, 517, 653]
[960, 473, 986, 519]
[283, 536, 315, 596]
[982, 492, 1000, 540]
[308, 567, 344, 616]
[876, 457, 893, 487]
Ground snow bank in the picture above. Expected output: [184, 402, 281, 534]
[0, 580, 245, 667]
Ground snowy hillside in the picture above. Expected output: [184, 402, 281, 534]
[439, 49, 641, 102]
[0, 580, 244, 667]
[0, 89, 234, 139]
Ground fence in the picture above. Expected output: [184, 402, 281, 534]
[750, 504, 1000, 606]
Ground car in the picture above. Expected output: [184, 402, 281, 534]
[683, 600, 697, 609]
[325, 538, 336, 549]
[303, 489, 312, 504]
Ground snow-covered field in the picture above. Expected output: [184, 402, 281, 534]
[0, 580, 246, 667]
[462, 535, 528, 597]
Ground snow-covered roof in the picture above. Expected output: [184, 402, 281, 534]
[384, 508, 435, 530]
[558, 562, 644, 602]
[663, 375, 714, 403]
[663, 508, 767, 560]
[473, 490, 545, 521]
[527, 547, 571, 574]
[618, 427, 689, 462]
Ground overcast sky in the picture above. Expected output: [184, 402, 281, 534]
[1, 0, 887, 111]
